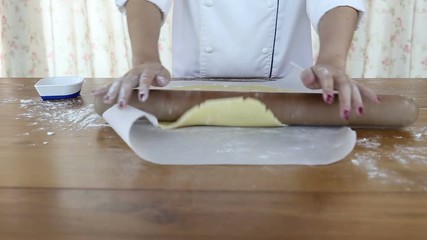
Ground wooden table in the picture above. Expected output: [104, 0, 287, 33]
[0, 78, 426, 240]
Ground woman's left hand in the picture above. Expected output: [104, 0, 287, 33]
[301, 61, 381, 121]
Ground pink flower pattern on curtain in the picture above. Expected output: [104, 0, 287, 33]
[0, 0, 426, 78]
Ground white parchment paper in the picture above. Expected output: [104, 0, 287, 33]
[101, 64, 356, 165]
[103, 105, 356, 165]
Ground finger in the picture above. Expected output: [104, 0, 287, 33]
[138, 70, 157, 102]
[301, 68, 321, 90]
[117, 74, 139, 108]
[91, 85, 110, 97]
[312, 66, 334, 104]
[153, 68, 171, 87]
[104, 80, 122, 104]
[355, 82, 381, 104]
[337, 76, 353, 121]
[351, 82, 364, 116]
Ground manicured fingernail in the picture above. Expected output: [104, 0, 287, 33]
[323, 94, 328, 103]
[103, 95, 111, 103]
[326, 94, 334, 104]
[377, 96, 382, 103]
[118, 100, 125, 108]
[139, 93, 148, 102]
[358, 107, 364, 115]
[343, 109, 351, 121]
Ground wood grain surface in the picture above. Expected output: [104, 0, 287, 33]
[0, 78, 426, 239]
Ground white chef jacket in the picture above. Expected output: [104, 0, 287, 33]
[116, 0, 364, 78]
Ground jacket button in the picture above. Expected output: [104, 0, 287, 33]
[205, 47, 214, 53]
[204, 0, 213, 7]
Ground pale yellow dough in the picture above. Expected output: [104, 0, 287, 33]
[159, 97, 284, 129]
[158, 84, 287, 129]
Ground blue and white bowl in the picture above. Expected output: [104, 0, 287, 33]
[34, 76, 84, 100]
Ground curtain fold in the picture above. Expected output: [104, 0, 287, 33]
[348, 0, 426, 78]
[0, 0, 426, 78]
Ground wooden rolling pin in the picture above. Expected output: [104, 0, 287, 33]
[94, 89, 419, 128]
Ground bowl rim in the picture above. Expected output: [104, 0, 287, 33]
[34, 76, 85, 88]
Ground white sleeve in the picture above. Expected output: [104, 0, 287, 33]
[115, 0, 173, 18]
[115, 0, 128, 13]
[306, 0, 365, 33]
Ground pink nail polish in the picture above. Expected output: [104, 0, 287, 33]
[377, 96, 382, 103]
[140, 92, 149, 102]
[327, 94, 334, 104]
[358, 107, 364, 115]
[119, 100, 125, 108]
[323, 94, 332, 104]
[343, 109, 351, 121]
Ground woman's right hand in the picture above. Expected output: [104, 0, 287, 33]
[92, 62, 171, 108]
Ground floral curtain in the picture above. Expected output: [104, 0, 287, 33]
[312, 0, 427, 78]
[1, 0, 133, 77]
[1, 0, 426, 78]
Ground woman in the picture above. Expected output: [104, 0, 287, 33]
[93, 0, 379, 120]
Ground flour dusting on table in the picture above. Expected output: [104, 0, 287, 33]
[13, 97, 108, 131]
[351, 128, 427, 191]
[1, 97, 19, 105]
[357, 137, 381, 149]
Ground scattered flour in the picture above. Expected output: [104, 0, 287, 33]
[351, 128, 427, 191]
[352, 152, 410, 183]
[411, 127, 427, 141]
[356, 137, 381, 149]
[11, 97, 109, 132]
[1, 97, 19, 105]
